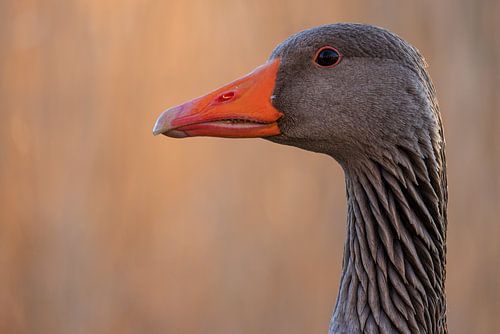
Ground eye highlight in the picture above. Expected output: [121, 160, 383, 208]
[314, 46, 341, 67]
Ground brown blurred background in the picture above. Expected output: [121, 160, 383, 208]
[1, 0, 499, 333]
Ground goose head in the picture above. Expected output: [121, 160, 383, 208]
[153, 23, 439, 167]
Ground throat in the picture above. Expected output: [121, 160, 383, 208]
[329, 150, 448, 334]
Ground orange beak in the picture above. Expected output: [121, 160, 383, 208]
[152, 58, 282, 138]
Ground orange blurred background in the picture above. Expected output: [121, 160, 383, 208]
[1, 1, 499, 333]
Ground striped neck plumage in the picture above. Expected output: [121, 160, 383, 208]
[329, 142, 448, 334]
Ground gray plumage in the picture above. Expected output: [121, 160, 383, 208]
[268, 24, 448, 334]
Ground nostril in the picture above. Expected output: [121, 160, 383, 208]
[216, 91, 235, 103]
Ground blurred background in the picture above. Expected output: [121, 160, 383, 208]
[1, 0, 499, 333]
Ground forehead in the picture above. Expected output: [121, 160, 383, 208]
[270, 23, 423, 66]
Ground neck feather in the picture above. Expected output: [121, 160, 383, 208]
[329, 139, 448, 334]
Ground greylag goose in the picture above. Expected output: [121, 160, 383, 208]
[153, 23, 448, 334]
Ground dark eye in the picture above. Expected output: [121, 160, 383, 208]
[315, 46, 341, 67]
